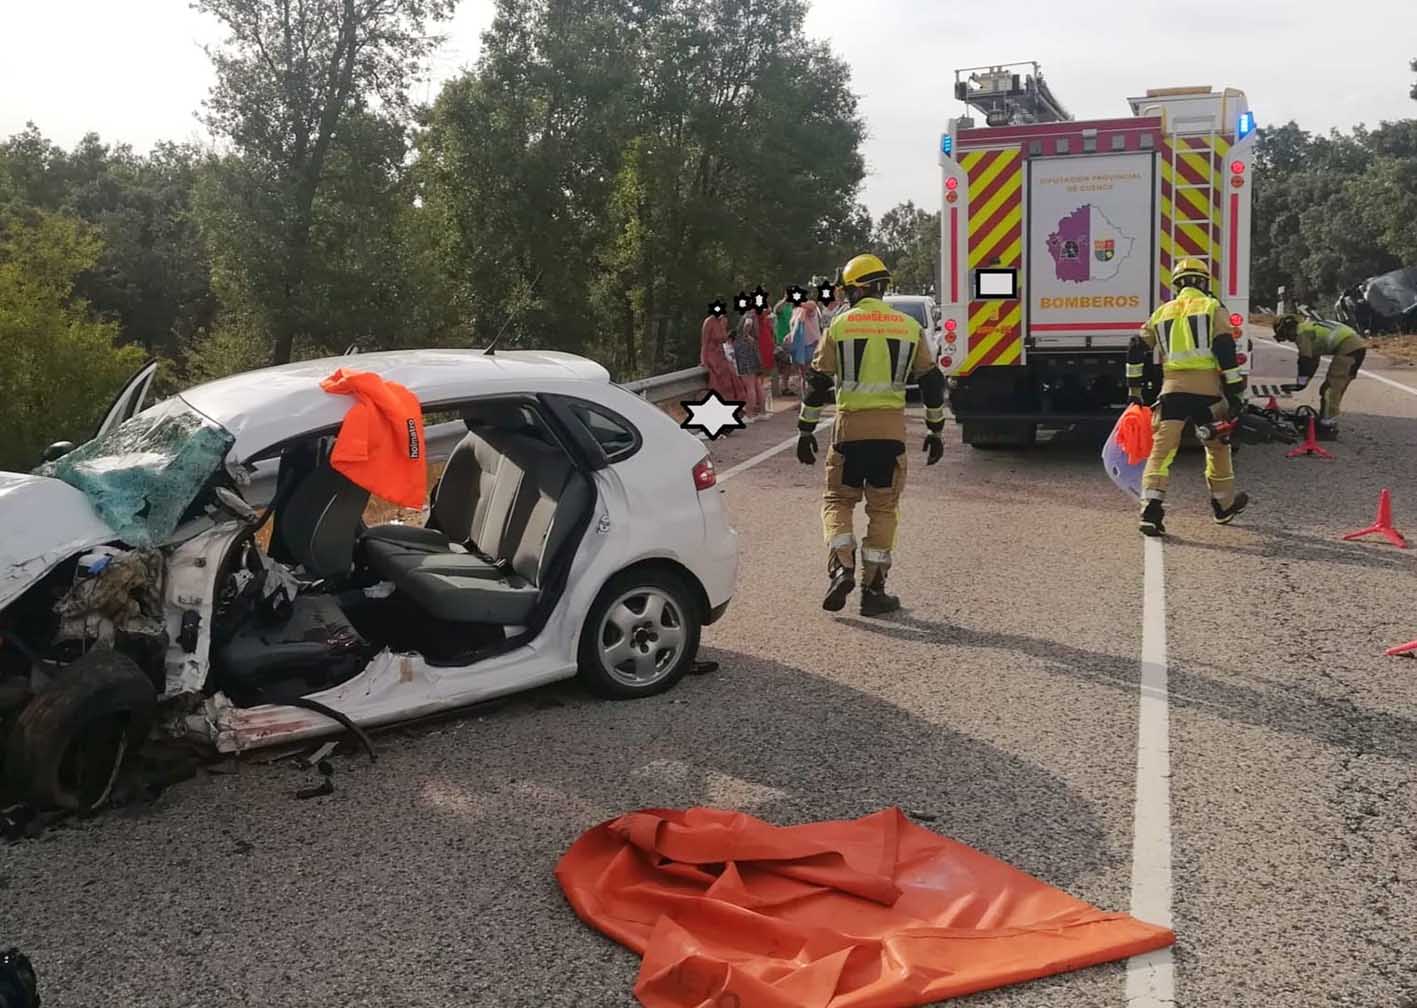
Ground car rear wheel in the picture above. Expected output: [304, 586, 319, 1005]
[577, 569, 701, 700]
[4, 648, 155, 812]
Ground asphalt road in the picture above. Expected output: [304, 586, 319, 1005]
[4, 330, 1415, 1007]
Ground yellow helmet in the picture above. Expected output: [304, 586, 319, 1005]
[1173, 257, 1211, 288]
[841, 253, 891, 288]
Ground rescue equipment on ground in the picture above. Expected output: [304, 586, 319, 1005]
[556, 806, 1175, 1008]
[1341, 488, 1407, 549]
[1286, 414, 1334, 460]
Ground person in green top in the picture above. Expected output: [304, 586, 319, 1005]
[1272, 313, 1369, 440]
[771, 287, 803, 396]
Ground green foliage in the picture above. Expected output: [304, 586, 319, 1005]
[872, 201, 939, 294]
[1251, 118, 1417, 307]
[195, 0, 458, 364]
[0, 209, 146, 470]
[415, 0, 867, 379]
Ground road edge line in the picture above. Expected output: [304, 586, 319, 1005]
[718, 418, 832, 483]
[1253, 335, 1417, 398]
[1124, 535, 1176, 1006]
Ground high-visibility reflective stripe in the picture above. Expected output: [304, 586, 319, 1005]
[800, 405, 822, 420]
[924, 406, 946, 423]
[889, 338, 913, 386]
[1222, 366, 1243, 383]
[1167, 347, 1216, 363]
[829, 534, 856, 551]
[862, 548, 892, 565]
[839, 339, 860, 386]
[839, 381, 907, 394]
[1126, 363, 1145, 378]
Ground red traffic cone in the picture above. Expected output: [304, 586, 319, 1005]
[1286, 415, 1335, 459]
[1265, 395, 1279, 412]
[1386, 640, 1417, 657]
[1342, 489, 1408, 549]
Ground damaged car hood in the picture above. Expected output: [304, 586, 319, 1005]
[0, 472, 119, 609]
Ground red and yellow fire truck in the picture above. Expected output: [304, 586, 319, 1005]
[937, 64, 1256, 447]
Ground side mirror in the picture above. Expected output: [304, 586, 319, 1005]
[41, 441, 76, 463]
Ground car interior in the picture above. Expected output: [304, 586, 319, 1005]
[209, 397, 599, 708]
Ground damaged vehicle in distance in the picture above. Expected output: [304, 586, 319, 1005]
[0, 350, 737, 811]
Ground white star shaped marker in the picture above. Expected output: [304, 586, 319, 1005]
[680, 391, 746, 440]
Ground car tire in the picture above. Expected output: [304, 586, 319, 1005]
[4, 648, 156, 812]
[577, 568, 702, 700]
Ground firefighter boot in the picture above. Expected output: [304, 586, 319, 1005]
[860, 571, 900, 617]
[822, 553, 856, 612]
[1212, 492, 1250, 525]
[1139, 499, 1165, 537]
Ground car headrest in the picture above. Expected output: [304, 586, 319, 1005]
[464, 402, 529, 432]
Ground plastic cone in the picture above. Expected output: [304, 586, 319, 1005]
[1342, 489, 1408, 549]
[1286, 416, 1335, 459]
[1265, 396, 1279, 412]
[1385, 640, 1417, 657]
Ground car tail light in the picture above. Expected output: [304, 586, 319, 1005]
[692, 457, 717, 491]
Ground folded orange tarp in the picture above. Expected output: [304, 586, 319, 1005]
[556, 807, 1173, 1008]
[320, 368, 428, 508]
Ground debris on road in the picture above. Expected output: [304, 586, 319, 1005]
[556, 807, 1174, 1007]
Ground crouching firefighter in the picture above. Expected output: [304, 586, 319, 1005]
[1128, 257, 1250, 537]
[1271, 313, 1369, 440]
[796, 253, 947, 615]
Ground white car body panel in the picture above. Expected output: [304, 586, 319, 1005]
[0, 473, 118, 609]
[180, 349, 612, 463]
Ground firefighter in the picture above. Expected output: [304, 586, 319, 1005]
[796, 253, 947, 615]
[1271, 313, 1369, 439]
[1127, 256, 1249, 537]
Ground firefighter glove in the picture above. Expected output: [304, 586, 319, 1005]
[923, 433, 944, 466]
[796, 432, 818, 465]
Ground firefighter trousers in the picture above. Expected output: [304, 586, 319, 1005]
[823, 440, 906, 588]
[1319, 348, 1365, 421]
[1141, 388, 1235, 509]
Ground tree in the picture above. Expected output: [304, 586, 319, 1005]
[0, 209, 145, 470]
[416, 0, 866, 379]
[0, 126, 216, 362]
[873, 201, 939, 293]
[194, 0, 457, 364]
[1409, 57, 1415, 101]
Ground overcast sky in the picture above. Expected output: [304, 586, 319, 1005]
[3, 0, 1414, 219]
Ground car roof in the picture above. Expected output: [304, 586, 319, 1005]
[179, 348, 611, 462]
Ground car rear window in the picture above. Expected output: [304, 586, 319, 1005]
[569, 403, 640, 463]
[889, 301, 928, 327]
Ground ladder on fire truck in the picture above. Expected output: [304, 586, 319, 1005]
[1164, 117, 1220, 287]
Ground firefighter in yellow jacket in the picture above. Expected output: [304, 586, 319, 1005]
[796, 254, 947, 615]
[1127, 257, 1250, 537]
[1271, 314, 1369, 439]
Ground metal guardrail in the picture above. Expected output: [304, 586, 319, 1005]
[240, 365, 709, 507]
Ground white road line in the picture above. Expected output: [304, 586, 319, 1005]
[1124, 536, 1175, 1006]
[718, 417, 832, 483]
[1254, 335, 1417, 399]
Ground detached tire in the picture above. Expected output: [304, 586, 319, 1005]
[5, 649, 155, 812]
[577, 568, 702, 700]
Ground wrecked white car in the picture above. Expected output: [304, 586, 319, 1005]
[0, 350, 737, 811]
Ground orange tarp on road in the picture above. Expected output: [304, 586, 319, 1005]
[556, 807, 1174, 1008]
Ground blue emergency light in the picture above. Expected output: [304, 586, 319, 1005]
[941, 134, 953, 155]
[1237, 112, 1255, 140]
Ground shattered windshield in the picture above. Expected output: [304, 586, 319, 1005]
[39, 396, 235, 547]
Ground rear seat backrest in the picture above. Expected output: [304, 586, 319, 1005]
[474, 428, 591, 587]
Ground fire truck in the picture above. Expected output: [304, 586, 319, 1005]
[937, 63, 1256, 447]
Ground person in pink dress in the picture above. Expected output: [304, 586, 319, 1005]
[700, 302, 745, 410]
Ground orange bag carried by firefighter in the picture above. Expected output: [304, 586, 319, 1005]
[1116, 402, 1153, 464]
[319, 368, 427, 509]
[556, 807, 1174, 1008]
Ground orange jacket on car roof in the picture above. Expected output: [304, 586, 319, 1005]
[319, 368, 428, 509]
